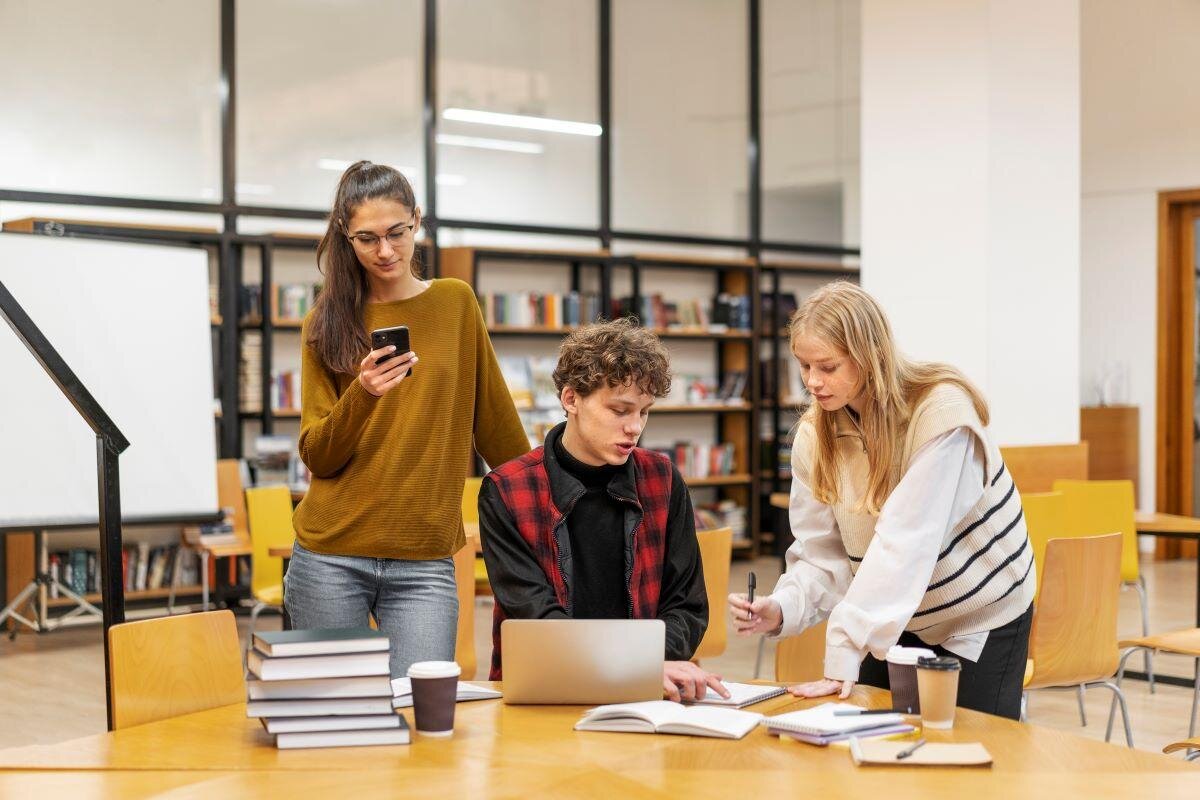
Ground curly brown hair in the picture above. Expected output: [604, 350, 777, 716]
[553, 318, 672, 398]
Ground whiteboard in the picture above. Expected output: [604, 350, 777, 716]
[0, 233, 218, 526]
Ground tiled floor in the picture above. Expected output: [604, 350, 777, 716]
[1, 557, 1196, 760]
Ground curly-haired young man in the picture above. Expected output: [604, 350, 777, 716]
[479, 318, 728, 703]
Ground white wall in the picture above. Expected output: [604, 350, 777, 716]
[1080, 0, 1200, 511]
[860, 0, 1080, 447]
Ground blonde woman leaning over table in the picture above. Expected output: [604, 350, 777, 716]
[728, 282, 1034, 720]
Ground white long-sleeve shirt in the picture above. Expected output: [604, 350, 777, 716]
[770, 426, 989, 682]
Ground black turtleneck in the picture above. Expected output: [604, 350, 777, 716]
[553, 434, 628, 619]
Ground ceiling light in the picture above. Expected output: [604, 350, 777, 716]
[442, 108, 601, 137]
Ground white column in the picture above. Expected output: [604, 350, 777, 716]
[860, 0, 1080, 446]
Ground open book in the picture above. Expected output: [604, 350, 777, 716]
[390, 677, 502, 709]
[574, 701, 762, 739]
[691, 681, 786, 708]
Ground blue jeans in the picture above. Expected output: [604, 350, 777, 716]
[283, 541, 459, 679]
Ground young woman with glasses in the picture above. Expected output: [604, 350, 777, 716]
[286, 161, 529, 677]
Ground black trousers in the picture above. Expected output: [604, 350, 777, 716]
[857, 603, 1034, 720]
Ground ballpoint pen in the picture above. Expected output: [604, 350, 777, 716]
[895, 738, 927, 760]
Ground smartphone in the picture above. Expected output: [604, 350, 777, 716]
[370, 325, 413, 376]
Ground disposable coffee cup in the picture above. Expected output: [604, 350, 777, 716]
[885, 646, 935, 713]
[916, 655, 961, 730]
[407, 660, 461, 737]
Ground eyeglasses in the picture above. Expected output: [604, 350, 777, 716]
[346, 218, 417, 250]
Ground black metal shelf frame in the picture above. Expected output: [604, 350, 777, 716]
[0, 0, 861, 480]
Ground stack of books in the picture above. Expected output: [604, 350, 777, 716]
[761, 702, 915, 746]
[246, 628, 409, 750]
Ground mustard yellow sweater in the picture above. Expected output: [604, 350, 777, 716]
[292, 279, 530, 560]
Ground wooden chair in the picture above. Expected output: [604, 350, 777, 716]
[775, 620, 828, 684]
[693, 527, 732, 661]
[463, 478, 491, 597]
[107, 609, 244, 730]
[1052, 479, 1153, 690]
[245, 485, 296, 630]
[999, 442, 1088, 493]
[1022, 533, 1133, 747]
[1162, 736, 1200, 762]
[1105, 627, 1200, 745]
[453, 542, 477, 679]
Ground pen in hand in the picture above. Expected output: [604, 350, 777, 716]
[747, 571, 756, 622]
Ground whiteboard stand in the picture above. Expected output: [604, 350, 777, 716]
[0, 530, 104, 637]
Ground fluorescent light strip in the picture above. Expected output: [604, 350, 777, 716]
[436, 134, 544, 154]
[442, 107, 601, 137]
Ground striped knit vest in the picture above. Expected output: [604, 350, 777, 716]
[799, 383, 1035, 644]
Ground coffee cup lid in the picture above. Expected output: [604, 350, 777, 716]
[885, 645, 936, 666]
[407, 660, 462, 679]
[916, 655, 961, 671]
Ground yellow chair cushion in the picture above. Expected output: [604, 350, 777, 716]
[255, 584, 284, 607]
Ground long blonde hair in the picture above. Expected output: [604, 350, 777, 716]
[791, 282, 988, 515]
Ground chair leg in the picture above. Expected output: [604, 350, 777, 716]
[1105, 647, 1139, 743]
[1190, 657, 1199, 739]
[753, 636, 767, 679]
[250, 602, 263, 631]
[1133, 576, 1154, 693]
[1076, 684, 1087, 727]
[1098, 681, 1134, 748]
[1020, 691, 1028, 722]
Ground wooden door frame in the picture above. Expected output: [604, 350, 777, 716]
[1156, 189, 1200, 558]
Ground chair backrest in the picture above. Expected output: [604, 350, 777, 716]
[108, 609, 244, 729]
[452, 542, 477, 679]
[216, 458, 250, 540]
[245, 485, 296, 596]
[693, 527, 733, 660]
[1025, 533, 1122, 690]
[1052, 479, 1140, 583]
[462, 478, 483, 525]
[1020, 491, 1066, 600]
[775, 620, 828, 684]
[999, 443, 1088, 493]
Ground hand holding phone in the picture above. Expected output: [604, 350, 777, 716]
[360, 325, 417, 397]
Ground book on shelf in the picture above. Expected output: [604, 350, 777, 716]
[478, 290, 601, 328]
[574, 701, 762, 739]
[252, 628, 389, 658]
[760, 355, 806, 406]
[653, 442, 736, 479]
[390, 677, 503, 708]
[760, 291, 798, 330]
[247, 648, 391, 681]
[610, 293, 751, 333]
[275, 723, 410, 750]
[51, 544, 199, 596]
[694, 501, 748, 543]
[271, 368, 301, 412]
[247, 675, 393, 700]
[240, 331, 263, 411]
[253, 434, 294, 487]
[261, 714, 403, 734]
[245, 696, 396, 718]
[273, 282, 321, 321]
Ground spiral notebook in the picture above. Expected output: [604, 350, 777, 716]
[762, 702, 905, 736]
[691, 682, 787, 708]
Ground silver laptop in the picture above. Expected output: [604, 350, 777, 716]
[501, 619, 665, 705]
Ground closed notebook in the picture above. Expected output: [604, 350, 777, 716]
[246, 696, 396, 718]
[247, 675, 393, 700]
[690, 681, 786, 709]
[575, 701, 762, 740]
[262, 714, 402, 734]
[777, 723, 916, 747]
[275, 718, 411, 750]
[849, 739, 993, 767]
[763, 702, 905, 736]
[247, 649, 391, 681]
[252, 628, 388, 658]
[390, 677, 502, 708]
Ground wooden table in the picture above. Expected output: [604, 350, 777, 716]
[0, 686, 1191, 796]
[1136, 512, 1200, 628]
